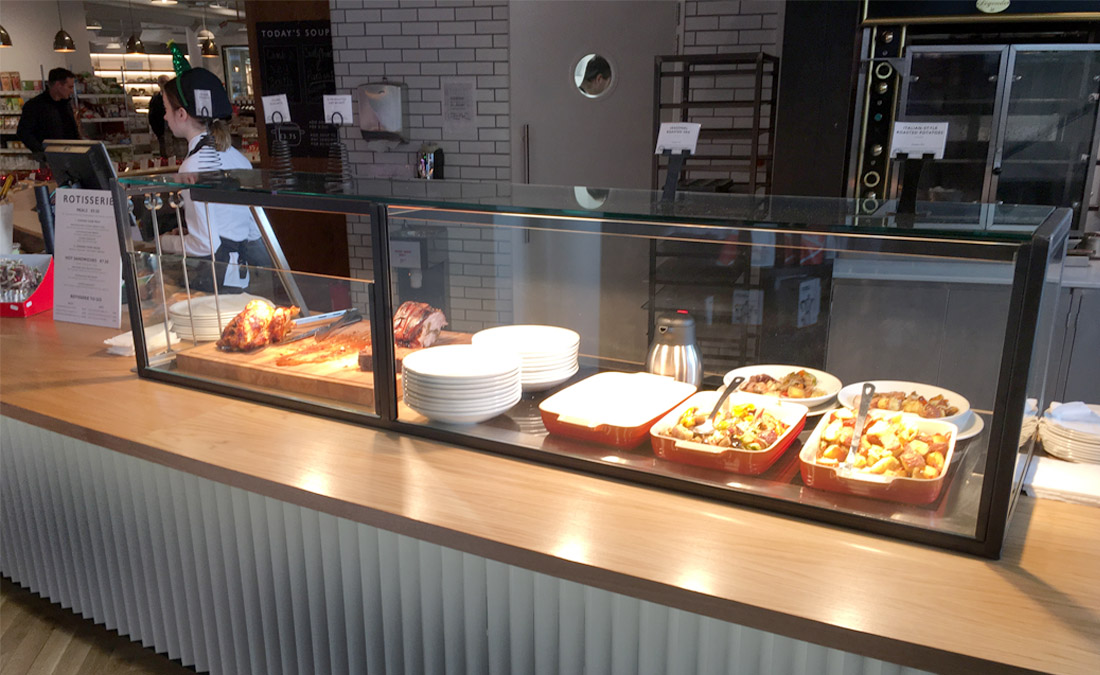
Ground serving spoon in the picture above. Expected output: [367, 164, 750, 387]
[840, 382, 876, 474]
[694, 376, 745, 436]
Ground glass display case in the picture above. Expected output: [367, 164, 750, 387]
[111, 171, 1070, 558]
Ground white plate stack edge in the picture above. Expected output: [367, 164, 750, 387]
[402, 344, 522, 424]
[1040, 402, 1100, 464]
[471, 325, 580, 392]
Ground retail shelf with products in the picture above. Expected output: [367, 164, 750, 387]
[112, 170, 1069, 559]
[81, 58, 158, 162]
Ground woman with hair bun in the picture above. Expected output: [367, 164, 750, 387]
[161, 59, 271, 293]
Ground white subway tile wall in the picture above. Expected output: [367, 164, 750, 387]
[679, 0, 785, 184]
[331, 0, 784, 329]
[332, 0, 513, 328]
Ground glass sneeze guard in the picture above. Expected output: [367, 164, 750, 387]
[113, 170, 1070, 558]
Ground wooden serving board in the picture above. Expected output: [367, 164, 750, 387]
[175, 325, 471, 409]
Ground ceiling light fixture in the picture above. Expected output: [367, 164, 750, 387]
[126, 0, 145, 55]
[152, 0, 178, 5]
[86, 19, 103, 31]
[53, 3, 75, 52]
[199, 4, 216, 56]
[0, 25, 12, 48]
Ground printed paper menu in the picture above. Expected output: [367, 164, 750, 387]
[53, 188, 122, 328]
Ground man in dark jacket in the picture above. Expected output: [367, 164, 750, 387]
[16, 68, 81, 160]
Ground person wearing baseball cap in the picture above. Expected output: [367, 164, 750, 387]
[159, 53, 271, 294]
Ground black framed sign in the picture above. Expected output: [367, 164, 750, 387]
[255, 20, 338, 158]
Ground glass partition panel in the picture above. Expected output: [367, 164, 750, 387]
[121, 171, 1056, 242]
[995, 48, 1100, 228]
[123, 198, 378, 418]
[386, 203, 1024, 539]
[900, 48, 1006, 203]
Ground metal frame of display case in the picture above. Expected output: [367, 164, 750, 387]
[110, 174, 1071, 558]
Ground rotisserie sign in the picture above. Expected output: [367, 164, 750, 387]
[255, 20, 337, 158]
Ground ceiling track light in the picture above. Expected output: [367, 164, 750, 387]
[53, 3, 75, 52]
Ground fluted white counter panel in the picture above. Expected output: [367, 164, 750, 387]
[0, 416, 927, 675]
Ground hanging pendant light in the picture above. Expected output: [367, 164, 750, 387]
[0, 25, 12, 48]
[198, 4, 216, 56]
[86, 19, 103, 31]
[53, 3, 75, 52]
[126, 33, 146, 55]
[125, 0, 145, 55]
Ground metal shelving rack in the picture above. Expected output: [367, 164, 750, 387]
[648, 53, 783, 376]
[651, 53, 779, 195]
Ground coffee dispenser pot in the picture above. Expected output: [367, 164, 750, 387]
[645, 312, 703, 387]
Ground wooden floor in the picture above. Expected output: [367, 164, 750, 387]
[0, 577, 196, 675]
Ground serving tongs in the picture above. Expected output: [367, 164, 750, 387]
[838, 382, 887, 480]
[694, 376, 745, 436]
[284, 308, 363, 343]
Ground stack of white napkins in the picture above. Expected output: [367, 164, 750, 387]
[1024, 455, 1100, 507]
[104, 323, 181, 357]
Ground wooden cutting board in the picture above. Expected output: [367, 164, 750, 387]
[175, 325, 471, 409]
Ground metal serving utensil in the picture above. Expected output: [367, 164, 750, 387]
[694, 376, 745, 436]
[840, 382, 876, 473]
[283, 309, 357, 344]
[312, 308, 363, 342]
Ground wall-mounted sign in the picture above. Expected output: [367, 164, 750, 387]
[255, 20, 337, 157]
[442, 78, 476, 139]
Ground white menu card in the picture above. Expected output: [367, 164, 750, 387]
[53, 188, 122, 329]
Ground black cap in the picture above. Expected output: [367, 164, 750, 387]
[175, 68, 232, 120]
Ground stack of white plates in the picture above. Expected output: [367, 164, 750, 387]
[402, 345, 522, 424]
[168, 294, 270, 342]
[471, 325, 580, 391]
[1040, 402, 1100, 464]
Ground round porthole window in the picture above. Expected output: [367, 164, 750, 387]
[574, 53, 613, 99]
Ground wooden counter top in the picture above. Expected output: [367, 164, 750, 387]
[1, 313, 1097, 675]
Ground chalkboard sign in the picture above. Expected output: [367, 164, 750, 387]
[255, 20, 337, 158]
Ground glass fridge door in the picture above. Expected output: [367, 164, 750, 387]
[993, 47, 1100, 230]
[897, 47, 1008, 203]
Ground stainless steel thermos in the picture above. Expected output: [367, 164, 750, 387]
[646, 312, 703, 387]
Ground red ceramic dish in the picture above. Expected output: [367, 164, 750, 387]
[650, 391, 808, 475]
[539, 372, 697, 448]
[799, 409, 958, 505]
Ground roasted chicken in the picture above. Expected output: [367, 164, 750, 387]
[217, 300, 301, 352]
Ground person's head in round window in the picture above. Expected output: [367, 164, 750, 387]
[581, 56, 612, 96]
